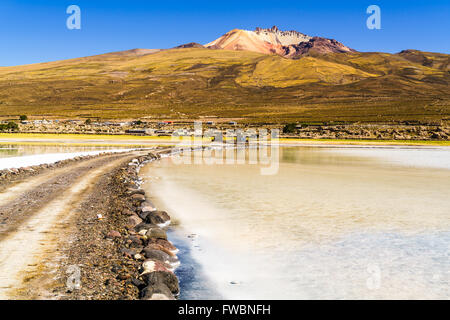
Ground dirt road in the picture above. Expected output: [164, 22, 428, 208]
[0, 151, 143, 299]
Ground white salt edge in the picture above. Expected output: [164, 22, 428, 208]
[0, 149, 134, 170]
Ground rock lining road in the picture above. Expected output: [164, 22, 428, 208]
[0, 151, 143, 299]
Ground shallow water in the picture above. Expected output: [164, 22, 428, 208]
[0, 144, 133, 169]
[142, 146, 450, 299]
[0, 144, 131, 158]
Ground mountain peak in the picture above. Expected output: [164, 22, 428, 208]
[286, 37, 356, 58]
[205, 26, 353, 58]
[174, 42, 205, 49]
[206, 26, 312, 56]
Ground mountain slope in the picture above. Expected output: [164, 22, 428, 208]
[397, 50, 450, 71]
[287, 37, 356, 58]
[0, 47, 448, 122]
[206, 28, 288, 55]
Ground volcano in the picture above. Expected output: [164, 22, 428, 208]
[204, 26, 355, 58]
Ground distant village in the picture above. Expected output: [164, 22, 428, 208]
[0, 117, 249, 137]
[0, 116, 449, 141]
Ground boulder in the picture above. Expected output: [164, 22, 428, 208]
[106, 230, 121, 239]
[144, 211, 170, 225]
[137, 211, 149, 220]
[127, 235, 144, 248]
[153, 210, 170, 222]
[145, 227, 167, 240]
[134, 222, 159, 233]
[123, 209, 136, 216]
[140, 283, 175, 300]
[141, 259, 173, 274]
[131, 278, 146, 289]
[127, 188, 145, 196]
[147, 239, 178, 253]
[144, 213, 164, 225]
[127, 214, 143, 227]
[140, 205, 156, 214]
[141, 249, 178, 266]
[131, 194, 146, 202]
[120, 247, 137, 258]
[142, 271, 179, 296]
[145, 243, 177, 257]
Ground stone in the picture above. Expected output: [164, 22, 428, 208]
[150, 294, 173, 300]
[144, 211, 170, 225]
[145, 227, 167, 240]
[142, 271, 179, 296]
[144, 213, 163, 225]
[145, 243, 177, 257]
[106, 230, 121, 239]
[131, 194, 146, 202]
[140, 283, 175, 300]
[131, 278, 146, 289]
[137, 211, 150, 221]
[123, 209, 136, 216]
[147, 238, 178, 253]
[117, 273, 131, 281]
[111, 264, 122, 273]
[127, 214, 143, 227]
[141, 259, 173, 274]
[127, 235, 143, 248]
[153, 210, 170, 222]
[134, 222, 158, 233]
[141, 249, 174, 265]
[141, 205, 156, 214]
[127, 188, 145, 196]
[120, 247, 137, 258]
[141, 248, 179, 268]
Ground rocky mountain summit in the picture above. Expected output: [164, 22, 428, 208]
[253, 26, 312, 46]
[285, 37, 356, 58]
[174, 42, 205, 49]
[204, 26, 354, 58]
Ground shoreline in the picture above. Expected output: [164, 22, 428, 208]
[1, 143, 449, 299]
[0, 149, 132, 189]
[0, 133, 449, 147]
[134, 147, 450, 299]
[0, 149, 135, 170]
[0, 147, 182, 300]
[54, 148, 182, 300]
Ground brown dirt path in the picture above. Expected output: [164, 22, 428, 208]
[0, 152, 144, 299]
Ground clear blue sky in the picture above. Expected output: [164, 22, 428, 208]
[1, 0, 449, 66]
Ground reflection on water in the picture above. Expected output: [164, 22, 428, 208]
[0, 144, 135, 170]
[0, 144, 128, 158]
[142, 146, 450, 299]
